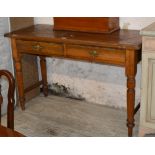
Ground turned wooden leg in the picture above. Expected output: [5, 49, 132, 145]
[14, 59, 25, 110]
[125, 50, 137, 137]
[126, 76, 136, 136]
[40, 56, 48, 96]
[11, 39, 25, 110]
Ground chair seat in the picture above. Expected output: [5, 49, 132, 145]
[0, 125, 24, 137]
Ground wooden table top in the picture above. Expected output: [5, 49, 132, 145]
[5, 24, 142, 50]
[0, 125, 24, 137]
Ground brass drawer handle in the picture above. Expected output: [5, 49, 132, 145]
[32, 44, 43, 50]
[89, 50, 98, 57]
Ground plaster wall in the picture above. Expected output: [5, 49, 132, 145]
[35, 17, 155, 108]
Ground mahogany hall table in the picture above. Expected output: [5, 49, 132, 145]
[5, 24, 142, 137]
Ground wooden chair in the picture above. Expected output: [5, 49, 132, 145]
[0, 70, 15, 129]
[0, 70, 24, 136]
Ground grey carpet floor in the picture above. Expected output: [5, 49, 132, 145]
[2, 95, 139, 137]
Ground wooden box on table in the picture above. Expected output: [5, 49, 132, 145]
[53, 17, 119, 33]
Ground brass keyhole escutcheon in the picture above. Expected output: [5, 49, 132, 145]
[89, 50, 98, 57]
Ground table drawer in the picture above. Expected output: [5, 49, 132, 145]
[66, 45, 125, 66]
[16, 40, 64, 56]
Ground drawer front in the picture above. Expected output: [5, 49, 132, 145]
[66, 45, 125, 66]
[16, 40, 64, 56]
[143, 36, 155, 52]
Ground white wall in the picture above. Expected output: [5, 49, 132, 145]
[34, 17, 52, 25]
[35, 17, 155, 108]
[34, 17, 155, 30]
